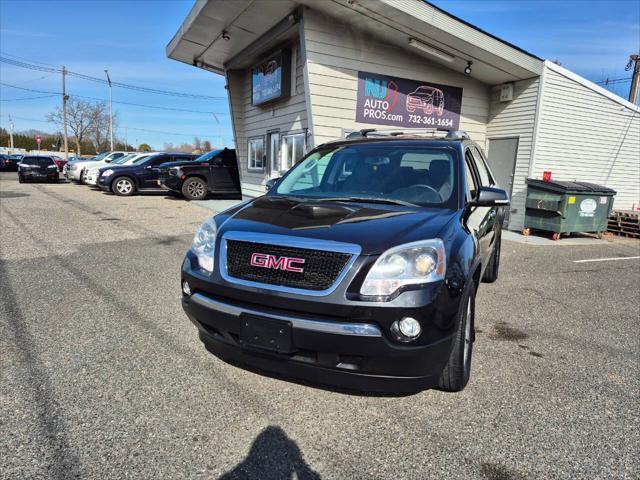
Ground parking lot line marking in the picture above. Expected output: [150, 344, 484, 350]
[573, 256, 640, 263]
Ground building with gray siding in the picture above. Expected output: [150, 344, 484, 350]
[167, 0, 639, 231]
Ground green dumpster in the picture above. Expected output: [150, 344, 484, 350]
[524, 179, 616, 239]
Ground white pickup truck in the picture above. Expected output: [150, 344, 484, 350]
[65, 151, 132, 183]
[84, 153, 154, 185]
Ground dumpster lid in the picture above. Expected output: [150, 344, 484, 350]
[526, 178, 617, 194]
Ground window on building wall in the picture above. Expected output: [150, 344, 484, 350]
[248, 137, 264, 170]
[281, 132, 305, 172]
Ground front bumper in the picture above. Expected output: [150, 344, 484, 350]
[97, 177, 112, 191]
[20, 170, 59, 181]
[158, 175, 182, 192]
[181, 251, 461, 393]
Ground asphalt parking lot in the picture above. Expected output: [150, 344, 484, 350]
[1, 171, 639, 480]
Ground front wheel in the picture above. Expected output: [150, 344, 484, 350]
[112, 177, 136, 196]
[438, 287, 475, 392]
[181, 177, 208, 200]
[18, 175, 25, 184]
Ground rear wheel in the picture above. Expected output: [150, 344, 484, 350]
[78, 169, 86, 184]
[18, 175, 25, 183]
[482, 234, 501, 283]
[438, 286, 475, 392]
[182, 177, 208, 200]
[112, 177, 136, 196]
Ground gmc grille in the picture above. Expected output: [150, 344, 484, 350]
[225, 240, 352, 291]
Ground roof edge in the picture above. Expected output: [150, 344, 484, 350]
[544, 60, 640, 112]
[424, 1, 542, 62]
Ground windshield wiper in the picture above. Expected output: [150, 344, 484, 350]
[317, 196, 419, 208]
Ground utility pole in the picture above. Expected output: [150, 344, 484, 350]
[627, 54, 640, 104]
[62, 65, 69, 160]
[104, 69, 114, 151]
[8, 114, 14, 154]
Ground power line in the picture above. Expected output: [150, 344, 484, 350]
[0, 82, 226, 114]
[0, 55, 225, 100]
[0, 113, 219, 139]
[0, 94, 59, 101]
[596, 77, 632, 85]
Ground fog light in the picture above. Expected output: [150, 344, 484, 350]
[391, 317, 422, 342]
[182, 280, 191, 296]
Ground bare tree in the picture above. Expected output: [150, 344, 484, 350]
[193, 136, 202, 151]
[47, 98, 95, 156]
[203, 140, 212, 151]
[87, 102, 116, 153]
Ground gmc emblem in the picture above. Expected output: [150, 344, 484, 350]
[250, 253, 306, 273]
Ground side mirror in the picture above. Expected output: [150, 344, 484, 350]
[469, 186, 510, 207]
[105, 158, 112, 163]
[265, 177, 281, 191]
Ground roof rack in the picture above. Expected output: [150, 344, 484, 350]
[346, 128, 470, 140]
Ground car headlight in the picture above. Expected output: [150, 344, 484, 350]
[360, 239, 446, 297]
[102, 169, 114, 177]
[191, 217, 217, 272]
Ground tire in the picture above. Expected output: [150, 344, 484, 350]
[112, 176, 136, 196]
[181, 177, 208, 200]
[438, 286, 475, 392]
[18, 175, 24, 184]
[482, 234, 501, 283]
[78, 169, 86, 184]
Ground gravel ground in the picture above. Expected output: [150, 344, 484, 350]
[1, 172, 639, 479]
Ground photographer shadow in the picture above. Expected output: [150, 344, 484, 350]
[219, 426, 321, 480]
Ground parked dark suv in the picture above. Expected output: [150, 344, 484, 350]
[18, 156, 60, 183]
[158, 148, 240, 200]
[97, 152, 199, 196]
[181, 130, 509, 393]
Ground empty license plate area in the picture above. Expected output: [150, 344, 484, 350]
[240, 314, 293, 353]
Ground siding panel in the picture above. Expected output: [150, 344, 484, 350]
[486, 77, 540, 231]
[534, 67, 640, 211]
[302, 9, 490, 147]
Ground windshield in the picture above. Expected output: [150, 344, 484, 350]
[111, 154, 134, 165]
[132, 154, 152, 164]
[274, 143, 459, 208]
[22, 156, 54, 167]
[195, 149, 224, 162]
[92, 152, 110, 161]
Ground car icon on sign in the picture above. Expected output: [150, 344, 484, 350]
[406, 86, 445, 116]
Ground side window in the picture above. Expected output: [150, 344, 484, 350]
[464, 149, 480, 199]
[111, 153, 125, 160]
[248, 137, 265, 171]
[222, 154, 236, 167]
[472, 146, 493, 186]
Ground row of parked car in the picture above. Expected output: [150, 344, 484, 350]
[9, 149, 242, 200]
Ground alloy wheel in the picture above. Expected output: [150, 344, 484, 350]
[116, 179, 132, 194]
[187, 181, 205, 198]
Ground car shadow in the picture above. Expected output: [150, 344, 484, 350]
[218, 426, 320, 480]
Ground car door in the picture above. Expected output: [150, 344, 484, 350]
[138, 155, 170, 188]
[463, 147, 494, 268]
[208, 152, 237, 192]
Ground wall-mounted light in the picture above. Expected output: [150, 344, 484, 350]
[464, 61, 473, 75]
[222, 30, 230, 41]
[408, 38, 455, 63]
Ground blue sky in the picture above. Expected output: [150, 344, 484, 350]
[1, 0, 638, 150]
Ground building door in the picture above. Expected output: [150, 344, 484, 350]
[267, 132, 280, 178]
[487, 137, 519, 226]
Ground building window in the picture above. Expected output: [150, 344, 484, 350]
[248, 137, 264, 170]
[281, 132, 305, 172]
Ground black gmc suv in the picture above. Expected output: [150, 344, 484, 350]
[158, 148, 240, 200]
[181, 130, 509, 393]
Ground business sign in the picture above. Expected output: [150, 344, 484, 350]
[251, 49, 291, 106]
[355, 71, 463, 130]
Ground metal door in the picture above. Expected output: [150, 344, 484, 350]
[487, 137, 519, 225]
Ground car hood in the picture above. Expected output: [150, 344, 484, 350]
[79, 160, 109, 169]
[218, 196, 458, 255]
